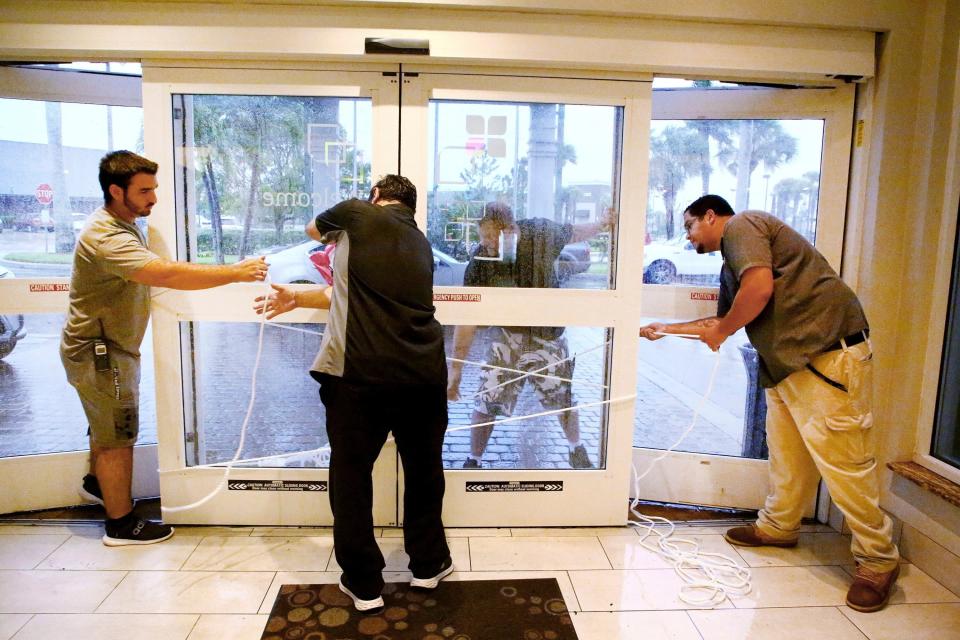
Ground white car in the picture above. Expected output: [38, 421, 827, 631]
[642, 236, 723, 285]
[266, 240, 467, 287]
[197, 215, 243, 230]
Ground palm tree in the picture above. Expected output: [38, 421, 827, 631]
[719, 121, 798, 211]
[683, 119, 734, 195]
[648, 125, 701, 239]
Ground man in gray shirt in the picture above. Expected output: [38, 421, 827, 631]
[640, 194, 900, 613]
[63, 150, 268, 546]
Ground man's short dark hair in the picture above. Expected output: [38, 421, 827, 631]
[371, 174, 417, 210]
[685, 194, 735, 218]
[478, 202, 515, 229]
[99, 151, 158, 205]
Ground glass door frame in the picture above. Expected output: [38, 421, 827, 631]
[401, 70, 652, 526]
[634, 84, 856, 511]
[0, 66, 152, 514]
[143, 64, 400, 525]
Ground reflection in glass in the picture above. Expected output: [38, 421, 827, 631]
[172, 94, 372, 273]
[632, 322, 763, 459]
[0, 97, 143, 277]
[645, 118, 824, 285]
[445, 324, 609, 470]
[183, 321, 327, 468]
[427, 101, 621, 290]
[0, 314, 156, 458]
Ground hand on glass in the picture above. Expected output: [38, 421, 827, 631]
[235, 256, 269, 282]
[253, 283, 297, 319]
[601, 207, 617, 231]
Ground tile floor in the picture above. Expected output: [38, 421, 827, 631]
[0, 521, 958, 639]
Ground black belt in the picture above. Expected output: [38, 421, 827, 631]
[824, 329, 869, 353]
[807, 329, 870, 392]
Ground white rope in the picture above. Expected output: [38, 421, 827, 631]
[628, 338, 753, 606]
[158, 281, 753, 609]
[161, 277, 272, 514]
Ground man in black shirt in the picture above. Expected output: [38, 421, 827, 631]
[255, 175, 451, 614]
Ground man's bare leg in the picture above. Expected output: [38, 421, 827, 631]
[92, 443, 134, 518]
[469, 410, 495, 459]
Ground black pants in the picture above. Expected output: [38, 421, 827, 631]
[319, 376, 450, 598]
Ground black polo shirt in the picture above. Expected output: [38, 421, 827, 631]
[309, 199, 446, 386]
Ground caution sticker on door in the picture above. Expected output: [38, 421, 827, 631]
[228, 480, 327, 492]
[465, 480, 563, 492]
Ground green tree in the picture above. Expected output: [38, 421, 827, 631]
[719, 120, 798, 211]
[648, 125, 701, 239]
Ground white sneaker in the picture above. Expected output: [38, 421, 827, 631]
[338, 577, 384, 613]
[410, 558, 454, 590]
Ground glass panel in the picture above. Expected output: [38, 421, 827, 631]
[445, 324, 610, 470]
[172, 94, 372, 274]
[0, 313, 156, 458]
[645, 118, 824, 285]
[21, 62, 143, 76]
[183, 321, 327, 468]
[633, 322, 758, 459]
[933, 206, 960, 469]
[427, 100, 620, 290]
[0, 97, 144, 276]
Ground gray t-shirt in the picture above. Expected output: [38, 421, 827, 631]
[718, 211, 868, 387]
[60, 207, 158, 360]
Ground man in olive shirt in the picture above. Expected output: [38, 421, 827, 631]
[640, 194, 900, 613]
[63, 150, 268, 546]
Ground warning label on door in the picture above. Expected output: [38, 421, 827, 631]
[465, 481, 563, 493]
[228, 480, 327, 492]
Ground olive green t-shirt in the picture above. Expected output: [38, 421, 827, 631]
[718, 211, 868, 387]
[60, 208, 159, 360]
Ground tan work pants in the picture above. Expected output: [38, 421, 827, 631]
[756, 340, 900, 572]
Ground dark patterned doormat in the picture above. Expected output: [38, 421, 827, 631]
[261, 578, 579, 640]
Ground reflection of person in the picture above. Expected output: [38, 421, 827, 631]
[447, 203, 614, 469]
[62, 151, 268, 546]
[255, 175, 452, 614]
[640, 194, 900, 613]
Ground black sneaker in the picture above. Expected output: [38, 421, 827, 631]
[569, 445, 594, 469]
[410, 557, 454, 590]
[78, 474, 105, 506]
[338, 576, 385, 613]
[102, 516, 174, 547]
[462, 458, 481, 469]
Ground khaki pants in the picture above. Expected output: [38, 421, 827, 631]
[756, 341, 900, 572]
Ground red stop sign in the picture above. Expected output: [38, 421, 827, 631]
[35, 184, 53, 205]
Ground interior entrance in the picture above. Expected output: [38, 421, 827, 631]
[0, 63, 855, 528]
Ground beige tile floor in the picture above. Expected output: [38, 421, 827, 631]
[0, 521, 958, 640]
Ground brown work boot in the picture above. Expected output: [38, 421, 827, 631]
[724, 524, 799, 548]
[846, 563, 900, 612]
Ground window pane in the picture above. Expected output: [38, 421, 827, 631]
[645, 118, 823, 285]
[183, 321, 327, 468]
[633, 322, 764, 459]
[445, 324, 610, 470]
[0, 98, 143, 276]
[0, 313, 156, 458]
[172, 94, 372, 269]
[427, 100, 620, 290]
[933, 207, 960, 469]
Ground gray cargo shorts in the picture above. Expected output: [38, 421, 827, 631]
[60, 344, 140, 447]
